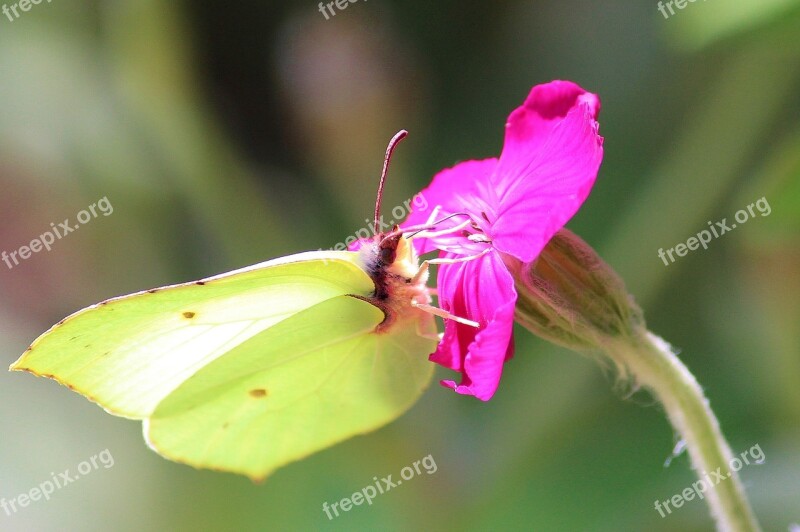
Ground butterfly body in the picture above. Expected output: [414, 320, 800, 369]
[358, 229, 430, 333]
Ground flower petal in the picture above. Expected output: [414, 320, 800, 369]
[402, 158, 499, 256]
[490, 81, 603, 263]
[346, 237, 371, 252]
[430, 250, 516, 401]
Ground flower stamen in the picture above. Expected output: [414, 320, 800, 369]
[423, 205, 442, 227]
[412, 218, 473, 240]
[426, 247, 492, 265]
[467, 234, 491, 243]
[403, 212, 473, 238]
[408, 247, 492, 288]
[411, 300, 480, 328]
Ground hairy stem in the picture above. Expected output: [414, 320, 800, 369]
[606, 330, 761, 531]
[511, 229, 761, 530]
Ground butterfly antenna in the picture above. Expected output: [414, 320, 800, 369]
[374, 129, 408, 235]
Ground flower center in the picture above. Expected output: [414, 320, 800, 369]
[404, 208, 493, 249]
[461, 212, 492, 244]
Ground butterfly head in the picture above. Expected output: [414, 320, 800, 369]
[359, 226, 424, 288]
[357, 227, 429, 333]
[354, 130, 432, 330]
[377, 226, 421, 281]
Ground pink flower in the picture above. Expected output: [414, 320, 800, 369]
[404, 81, 604, 400]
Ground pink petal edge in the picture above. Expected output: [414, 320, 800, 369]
[430, 250, 517, 401]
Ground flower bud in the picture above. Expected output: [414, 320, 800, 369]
[508, 228, 644, 352]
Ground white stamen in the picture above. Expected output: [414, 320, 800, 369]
[427, 247, 492, 265]
[423, 205, 442, 227]
[413, 218, 473, 240]
[412, 300, 480, 328]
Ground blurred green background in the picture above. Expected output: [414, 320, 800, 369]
[1, 1, 799, 531]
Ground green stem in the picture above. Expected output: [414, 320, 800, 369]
[510, 229, 760, 530]
[607, 330, 761, 532]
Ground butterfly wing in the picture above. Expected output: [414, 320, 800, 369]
[11, 250, 437, 479]
[10, 251, 378, 418]
[146, 294, 437, 480]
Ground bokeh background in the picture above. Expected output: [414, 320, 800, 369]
[2, 1, 799, 531]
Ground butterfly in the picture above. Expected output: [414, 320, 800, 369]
[10, 131, 474, 481]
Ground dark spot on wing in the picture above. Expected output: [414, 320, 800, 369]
[222, 422, 230, 429]
[147, 289, 158, 294]
[249, 389, 268, 398]
[195, 281, 206, 286]
[182, 311, 196, 319]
